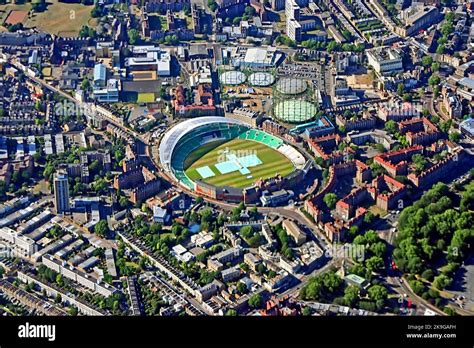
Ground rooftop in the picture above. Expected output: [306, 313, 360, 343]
[94, 63, 106, 82]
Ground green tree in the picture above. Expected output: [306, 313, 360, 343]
[440, 120, 452, 133]
[323, 193, 338, 210]
[440, 22, 453, 37]
[248, 293, 263, 309]
[128, 29, 140, 45]
[409, 280, 425, 295]
[436, 44, 446, 55]
[448, 132, 460, 142]
[94, 220, 109, 237]
[55, 274, 64, 286]
[370, 242, 387, 258]
[402, 93, 412, 102]
[119, 196, 129, 209]
[92, 178, 108, 193]
[412, 154, 427, 173]
[91, 5, 102, 18]
[385, 120, 397, 134]
[365, 256, 384, 273]
[81, 78, 90, 91]
[421, 269, 435, 281]
[364, 211, 375, 225]
[31, 0, 46, 12]
[397, 83, 405, 96]
[237, 282, 247, 294]
[368, 284, 388, 301]
[89, 159, 101, 174]
[326, 41, 340, 53]
[433, 274, 452, 290]
[343, 285, 359, 306]
[428, 74, 441, 87]
[300, 271, 343, 301]
[232, 17, 242, 25]
[444, 307, 456, 316]
[421, 56, 433, 67]
[207, 0, 217, 11]
[244, 6, 256, 16]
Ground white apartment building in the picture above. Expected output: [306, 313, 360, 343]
[366, 47, 403, 75]
[285, 0, 315, 42]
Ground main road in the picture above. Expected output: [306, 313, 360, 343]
[385, 273, 446, 316]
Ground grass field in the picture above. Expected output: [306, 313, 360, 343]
[137, 93, 155, 103]
[27, 0, 93, 36]
[1, 0, 94, 36]
[184, 139, 294, 189]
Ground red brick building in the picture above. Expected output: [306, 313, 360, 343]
[373, 145, 423, 177]
[400, 117, 440, 146]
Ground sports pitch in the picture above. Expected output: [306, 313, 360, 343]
[184, 139, 295, 189]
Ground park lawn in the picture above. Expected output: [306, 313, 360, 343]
[185, 139, 295, 189]
[33, 179, 51, 195]
[25, 0, 94, 36]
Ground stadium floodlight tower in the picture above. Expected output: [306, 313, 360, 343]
[272, 77, 319, 124]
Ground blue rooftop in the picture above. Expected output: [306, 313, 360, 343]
[289, 116, 333, 134]
[94, 63, 106, 82]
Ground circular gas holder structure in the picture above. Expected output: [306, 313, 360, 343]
[248, 72, 276, 87]
[272, 78, 318, 124]
[219, 70, 247, 86]
[273, 100, 318, 124]
[275, 78, 307, 95]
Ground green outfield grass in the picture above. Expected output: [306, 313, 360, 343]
[184, 139, 294, 189]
